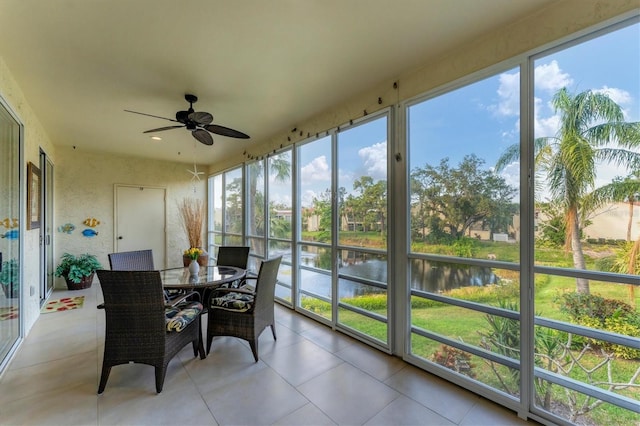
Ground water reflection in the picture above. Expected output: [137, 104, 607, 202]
[295, 248, 498, 298]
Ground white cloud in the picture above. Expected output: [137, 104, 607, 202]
[495, 72, 519, 117]
[594, 86, 633, 119]
[534, 97, 561, 138]
[301, 155, 331, 181]
[300, 189, 317, 207]
[358, 141, 387, 179]
[534, 60, 573, 93]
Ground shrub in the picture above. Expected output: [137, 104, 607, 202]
[594, 256, 616, 272]
[431, 345, 476, 378]
[557, 292, 640, 359]
[453, 237, 477, 258]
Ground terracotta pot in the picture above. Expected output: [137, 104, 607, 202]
[65, 272, 94, 290]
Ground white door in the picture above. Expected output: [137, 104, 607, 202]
[115, 185, 166, 269]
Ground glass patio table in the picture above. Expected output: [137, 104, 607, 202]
[160, 265, 246, 291]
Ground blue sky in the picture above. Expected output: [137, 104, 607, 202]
[276, 21, 640, 207]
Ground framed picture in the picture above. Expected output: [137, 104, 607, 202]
[27, 162, 41, 230]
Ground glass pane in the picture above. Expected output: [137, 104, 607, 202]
[338, 307, 387, 344]
[411, 334, 520, 396]
[338, 250, 387, 283]
[245, 160, 264, 237]
[300, 244, 332, 272]
[248, 237, 264, 258]
[338, 116, 388, 249]
[531, 23, 640, 276]
[338, 279, 386, 301]
[298, 136, 332, 243]
[269, 240, 291, 264]
[268, 150, 292, 239]
[0, 102, 21, 365]
[211, 174, 223, 232]
[411, 298, 520, 360]
[300, 268, 332, 301]
[300, 294, 331, 320]
[534, 376, 640, 425]
[224, 167, 242, 234]
[275, 263, 292, 303]
[224, 235, 243, 246]
[409, 69, 521, 263]
[528, 23, 640, 425]
[410, 259, 519, 305]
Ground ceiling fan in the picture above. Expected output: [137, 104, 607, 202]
[125, 94, 250, 146]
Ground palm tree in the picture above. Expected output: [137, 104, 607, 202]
[496, 88, 640, 294]
[246, 153, 291, 245]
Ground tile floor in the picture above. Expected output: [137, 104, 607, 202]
[0, 285, 534, 425]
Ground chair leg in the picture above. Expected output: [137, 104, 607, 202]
[97, 364, 112, 394]
[206, 333, 213, 355]
[155, 365, 167, 393]
[249, 339, 259, 362]
[270, 323, 277, 340]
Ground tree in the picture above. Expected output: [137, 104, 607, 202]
[246, 153, 291, 244]
[344, 176, 387, 236]
[411, 154, 517, 241]
[496, 88, 640, 294]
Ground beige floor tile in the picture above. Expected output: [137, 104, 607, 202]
[297, 362, 399, 425]
[201, 367, 308, 425]
[335, 340, 406, 381]
[364, 395, 456, 426]
[0, 351, 98, 405]
[98, 377, 217, 425]
[299, 324, 357, 354]
[260, 339, 344, 386]
[0, 382, 98, 426]
[273, 402, 337, 426]
[384, 365, 479, 424]
[459, 397, 529, 426]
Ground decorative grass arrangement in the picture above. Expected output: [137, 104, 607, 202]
[179, 197, 204, 249]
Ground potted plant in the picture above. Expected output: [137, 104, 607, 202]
[179, 197, 208, 266]
[0, 258, 19, 299]
[55, 253, 103, 290]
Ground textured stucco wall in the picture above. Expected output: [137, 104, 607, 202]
[54, 146, 206, 289]
[0, 56, 56, 332]
[210, 0, 639, 173]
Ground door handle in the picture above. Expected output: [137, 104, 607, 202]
[118, 236, 123, 240]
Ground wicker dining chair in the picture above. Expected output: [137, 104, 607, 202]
[206, 256, 282, 362]
[215, 246, 250, 288]
[108, 249, 186, 303]
[96, 269, 205, 394]
[108, 249, 155, 271]
[216, 246, 250, 269]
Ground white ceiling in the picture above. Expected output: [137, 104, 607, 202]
[0, 0, 555, 165]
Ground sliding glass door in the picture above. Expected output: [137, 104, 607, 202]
[0, 99, 21, 369]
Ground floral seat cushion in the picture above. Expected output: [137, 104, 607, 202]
[165, 301, 202, 332]
[210, 290, 254, 312]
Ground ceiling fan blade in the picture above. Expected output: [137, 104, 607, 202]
[143, 125, 184, 133]
[204, 124, 250, 139]
[124, 109, 179, 123]
[192, 129, 214, 146]
[189, 111, 213, 125]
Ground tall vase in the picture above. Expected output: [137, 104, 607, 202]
[188, 259, 200, 276]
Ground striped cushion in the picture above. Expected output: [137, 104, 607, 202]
[165, 301, 202, 332]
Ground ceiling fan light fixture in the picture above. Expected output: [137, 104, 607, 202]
[125, 94, 250, 146]
[150, 136, 162, 140]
